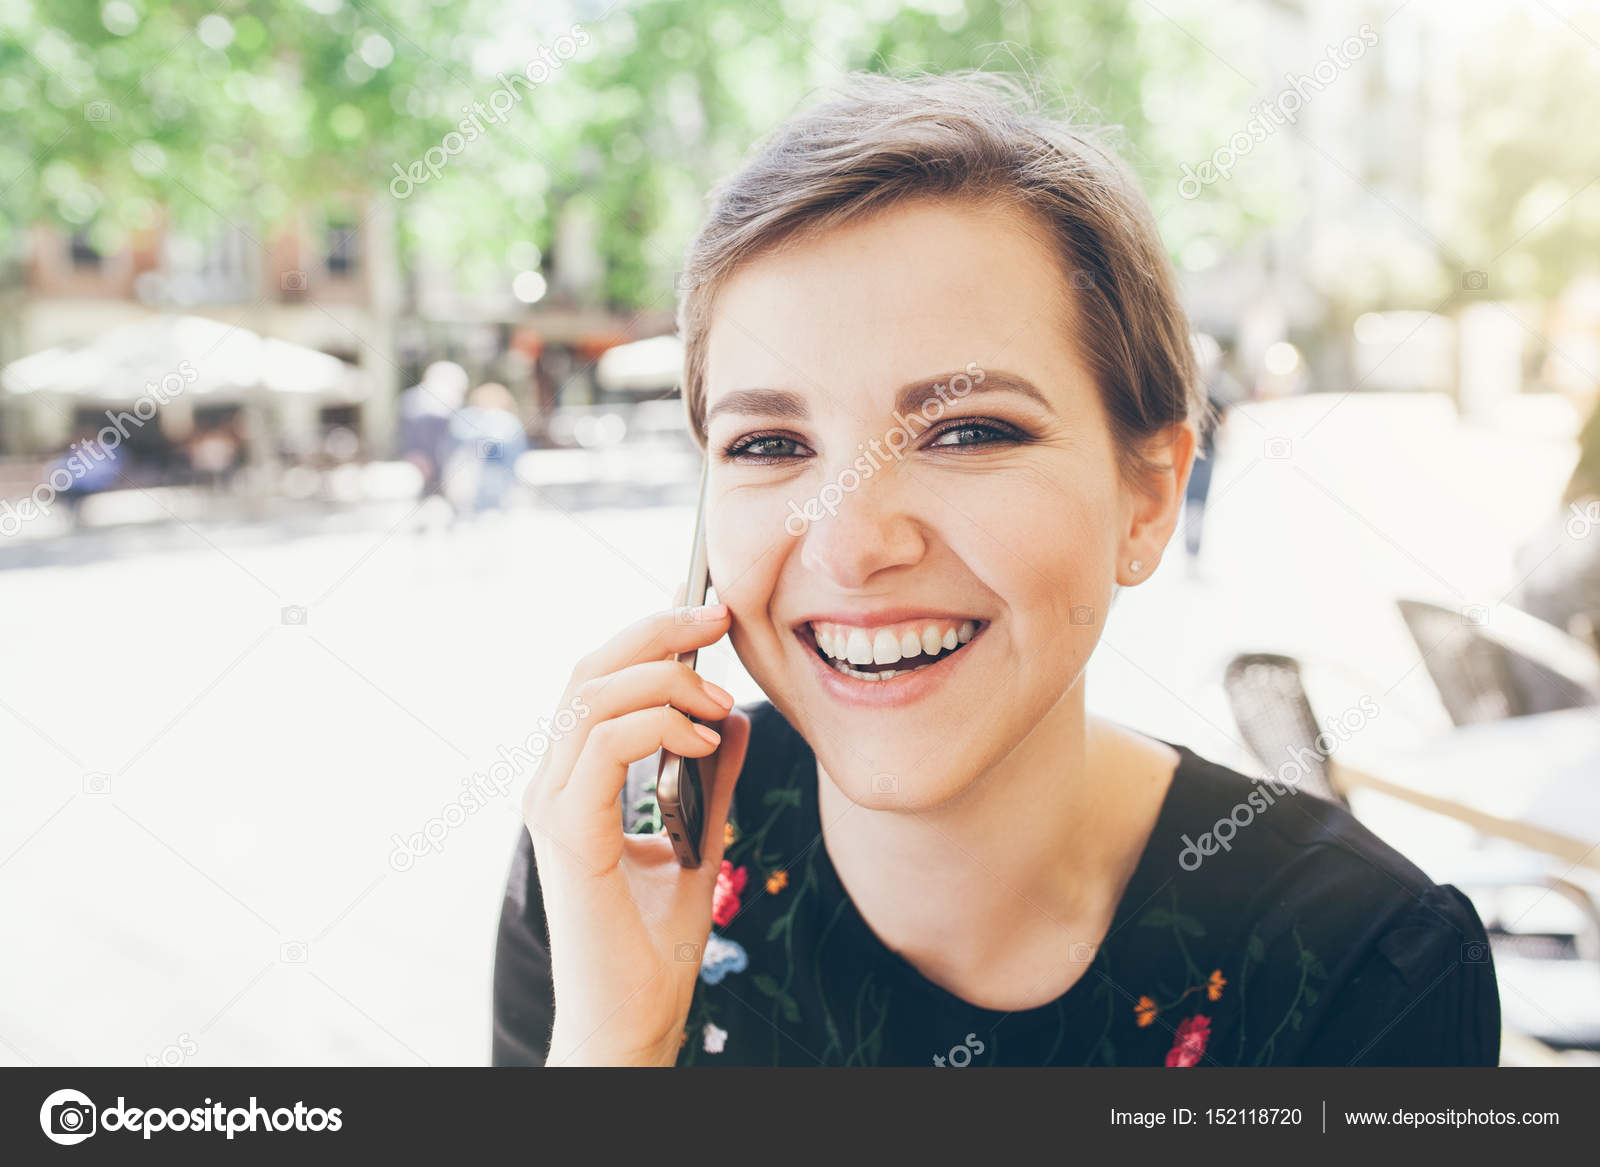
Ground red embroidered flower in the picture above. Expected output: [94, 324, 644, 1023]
[712, 860, 748, 927]
[1165, 1014, 1210, 1067]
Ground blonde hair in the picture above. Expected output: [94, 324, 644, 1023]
[676, 70, 1205, 491]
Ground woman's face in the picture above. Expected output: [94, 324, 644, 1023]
[701, 198, 1185, 809]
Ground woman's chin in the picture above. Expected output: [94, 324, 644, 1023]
[815, 755, 974, 812]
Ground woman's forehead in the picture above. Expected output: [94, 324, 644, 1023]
[703, 203, 1079, 415]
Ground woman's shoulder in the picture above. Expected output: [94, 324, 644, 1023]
[1142, 742, 1500, 1064]
[1157, 741, 1433, 894]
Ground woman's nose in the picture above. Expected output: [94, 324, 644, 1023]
[795, 475, 927, 589]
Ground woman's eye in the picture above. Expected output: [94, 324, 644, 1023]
[927, 422, 1021, 449]
[725, 434, 810, 462]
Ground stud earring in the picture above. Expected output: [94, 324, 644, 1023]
[1129, 559, 1144, 573]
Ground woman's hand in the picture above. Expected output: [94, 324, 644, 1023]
[521, 602, 750, 1066]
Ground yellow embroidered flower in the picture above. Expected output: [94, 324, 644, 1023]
[1207, 969, 1227, 1001]
[1135, 996, 1158, 1028]
[766, 870, 789, 894]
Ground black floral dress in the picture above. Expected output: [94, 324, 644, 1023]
[493, 701, 1500, 1066]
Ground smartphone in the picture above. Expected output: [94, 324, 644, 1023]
[656, 460, 713, 868]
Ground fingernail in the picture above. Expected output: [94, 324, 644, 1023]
[704, 680, 735, 708]
[693, 723, 722, 746]
[692, 603, 728, 622]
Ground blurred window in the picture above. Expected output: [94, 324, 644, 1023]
[68, 230, 103, 270]
[325, 219, 360, 277]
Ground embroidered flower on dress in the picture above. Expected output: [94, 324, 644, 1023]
[765, 869, 789, 894]
[724, 821, 737, 847]
[699, 931, 749, 985]
[1165, 1014, 1211, 1067]
[712, 860, 748, 927]
[1134, 996, 1158, 1027]
[702, 1022, 728, 1054]
[1207, 969, 1227, 1001]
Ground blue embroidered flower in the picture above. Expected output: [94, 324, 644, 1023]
[699, 932, 748, 985]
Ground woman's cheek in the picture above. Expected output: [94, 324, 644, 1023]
[706, 492, 790, 612]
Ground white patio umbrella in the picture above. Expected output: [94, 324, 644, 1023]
[0, 314, 366, 402]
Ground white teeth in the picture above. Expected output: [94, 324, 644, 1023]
[846, 628, 874, 665]
[808, 619, 983, 674]
[872, 628, 902, 665]
[829, 659, 904, 681]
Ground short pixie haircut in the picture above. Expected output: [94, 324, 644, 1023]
[675, 70, 1206, 493]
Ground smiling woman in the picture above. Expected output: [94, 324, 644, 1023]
[493, 71, 1499, 1067]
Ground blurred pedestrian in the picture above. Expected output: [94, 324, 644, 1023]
[446, 382, 528, 516]
[187, 422, 242, 492]
[398, 361, 469, 516]
[49, 430, 126, 529]
[1184, 334, 1245, 573]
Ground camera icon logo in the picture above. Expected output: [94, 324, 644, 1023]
[674, 941, 700, 962]
[1263, 436, 1292, 460]
[1461, 940, 1489, 963]
[280, 941, 308, 963]
[281, 605, 308, 626]
[40, 1089, 96, 1145]
[477, 438, 503, 460]
[1069, 941, 1097, 962]
[871, 773, 899, 795]
[1460, 604, 1489, 627]
[83, 771, 111, 795]
[280, 269, 308, 292]
[1070, 604, 1095, 626]
[83, 101, 112, 123]
[1566, 499, 1600, 540]
[1462, 269, 1489, 291]
[1069, 268, 1094, 290]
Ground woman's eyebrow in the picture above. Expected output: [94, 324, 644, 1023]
[703, 370, 1055, 424]
[704, 387, 810, 424]
[893, 370, 1055, 416]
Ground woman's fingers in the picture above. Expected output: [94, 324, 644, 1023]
[574, 659, 734, 732]
[534, 658, 732, 800]
[562, 704, 724, 820]
[566, 604, 730, 693]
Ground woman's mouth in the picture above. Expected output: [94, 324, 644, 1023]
[796, 617, 984, 682]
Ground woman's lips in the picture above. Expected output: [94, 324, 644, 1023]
[791, 618, 986, 707]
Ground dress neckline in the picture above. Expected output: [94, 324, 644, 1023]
[793, 736, 1197, 1021]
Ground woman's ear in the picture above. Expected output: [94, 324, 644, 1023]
[1116, 421, 1197, 586]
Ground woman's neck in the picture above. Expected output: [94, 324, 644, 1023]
[814, 687, 1178, 1009]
